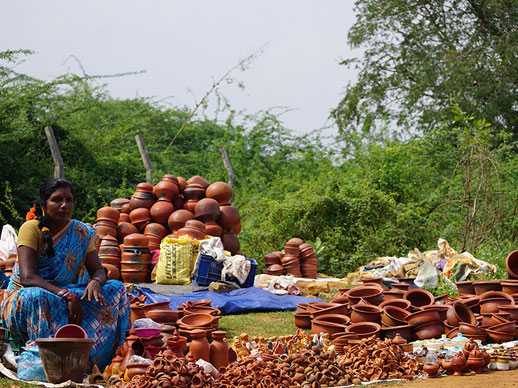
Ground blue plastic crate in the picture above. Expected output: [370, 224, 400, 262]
[194, 254, 257, 287]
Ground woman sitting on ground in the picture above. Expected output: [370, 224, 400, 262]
[1, 178, 130, 369]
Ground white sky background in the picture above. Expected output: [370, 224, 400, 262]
[1, 1, 359, 137]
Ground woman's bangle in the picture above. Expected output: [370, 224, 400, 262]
[91, 278, 103, 286]
[57, 289, 76, 301]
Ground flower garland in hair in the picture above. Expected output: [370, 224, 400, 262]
[26, 205, 37, 221]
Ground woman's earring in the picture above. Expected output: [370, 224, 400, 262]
[41, 208, 46, 217]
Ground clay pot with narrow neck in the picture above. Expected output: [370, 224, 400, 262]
[451, 352, 467, 376]
[205, 222, 222, 237]
[143, 223, 168, 239]
[183, 183, 205, 201]
[117, 222, 139, 243]
[166, 330, 187, 358]
[189, 329, 210, 362]
[97, 207, 120, 223]
[187, 176, 209, 189]
[129, 192, 155, 211]
[168, 209, 195, 232]
[217, 205, 240, 229]
[154, 179, 179, 202]
[210, 330, 229, 370]
[110, 198, 130, 211]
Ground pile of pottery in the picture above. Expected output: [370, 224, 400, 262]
[295, 276, 518, 349]
[336, 336, 422, 382]
[119, 233, 152, 283]
[94, 175, 243, 258]
[437, 338, 490, 376]
[212, 355, 296, 388]
[263, 238, 318, 279]
[108, 351, 215, 388]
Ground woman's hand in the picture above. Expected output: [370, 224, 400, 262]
[67, 294, 83, 325]
[81, 279, 106, 305]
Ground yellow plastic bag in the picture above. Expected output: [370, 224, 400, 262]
[155, 236, 198, 285]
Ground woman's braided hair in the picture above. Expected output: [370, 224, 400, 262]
[34, 178, 74, 257]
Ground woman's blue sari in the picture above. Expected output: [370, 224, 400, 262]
[0, 220, 130, 369]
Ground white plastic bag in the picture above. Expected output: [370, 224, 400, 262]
[0, 224, 17, 261]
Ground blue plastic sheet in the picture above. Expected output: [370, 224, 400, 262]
[130, 286, 323, 314]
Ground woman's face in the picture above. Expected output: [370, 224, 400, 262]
[45, 187, 74, 222]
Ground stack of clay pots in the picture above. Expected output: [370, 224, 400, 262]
[120, 233, 151, 283]
[96, 175, 243, 259]
[263, 238, 317, 278]
[98, 235, 121, 280]
[294, 276, 518, 347]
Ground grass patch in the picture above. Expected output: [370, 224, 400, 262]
[218, 310, 297, 339]
[0, 377, 36, 388]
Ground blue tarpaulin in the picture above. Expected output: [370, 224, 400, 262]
[130, 286, 323, 315]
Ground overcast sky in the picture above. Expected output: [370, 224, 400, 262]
[1, 1, 359, 136]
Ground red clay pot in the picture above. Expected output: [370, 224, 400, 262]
[446, 301, 476, 326]
[345, 286, 383, 305]
[97, 207, 120, 223]
[168, 209, 195, 231]
[506, 250, 518, 279]
[130, 208, 151, 224]
[143, 223, 168, 239]
[456, 281, 476, 295]
[217, 205, 240, 229]
[351, 304, 382, 323]
[403, 288, 435, 307]
[381, 306, 410, 327]
[117, 222, 139, 243]
[206, 182, 233, 205]
[110, 198, 130, 210]
[346, 322, 381, 339]
[413, 320, 445, 340]
[195, 198, 221, 223]
[146, 310, 179, 324]
[221, 231, 240, 255]
[183, 183, 206, 201]
[150, 199, 175, 224]
[153, 180, 179, 202]
[210, 330, 229, 370]
[380, 298, 412, 311]
[473, 280, 501, 295]
[380, 324, 412, 342]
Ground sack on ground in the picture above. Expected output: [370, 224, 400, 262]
[155, 236, 197, 285]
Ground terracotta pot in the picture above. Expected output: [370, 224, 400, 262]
[146, 310, 179, 323]
[221, 231, 240, 255]
[121, 251, 150, 263]
[205, 222, 223, 237]
[120, 269, 148, 283]
[177, 313, 215, 328]
[118, 213, 130, 223]
[293, 311, 312, 329]
[125, 362, 149, 380]
[168, 209, 195, 231]
[406, 308, 441, 327]
[491, 312, 511, 325]
[120, 203, 130, 214]
[413, 320, 444, 340]
[459, 323, 486, 336]
[434, 294, 449, 305]
[403, 288, 434, 307]
[129, 193, 155, 211]
[210, 330, 229, 370]
[102, 263, 120, 280]
[311, 318, 347, 335]
[217, 205, 240, 229]
[183, 183, 205, 201]
[165, 329, 187, 358]
[423, 362, 440, 378]
[456, 281, 476, 296]
[506, 250, 518, 279]
[314, 313, 350, 326]
[462, 296, 481, 314]
[206, 182, 233, 205]
[117, 222, 139, 243]
[487, 329, 514, 343]
[489, 321, 515, 334]
[94, 224, 117, 238]
[97, 207, 120, 223]
[451, 352, 467, 376]
[500, 279, 518, 295]
[188, 328, 210, 362]
[136, 182, 153, 192]
[380, 324, 412, 342]
[55, 324, 87, 339]
[479, 297, 513, 314]
[381, 306, 410, 327]
[473, 280, 501, 295]
[36, 338, 94, 383]
[141, 301, 172, 315]
[497, 305, 518, 320]
[183, 306, 220, 317]
[187, 176, 209, 189]
[346, 322, 381, 339]
[383, 290, 406, 301]
[351, 304, 382, 323]
[120, 261, 149, 271]
[380, 298, 411, 311]
[150, 199, 175, 224]
[195, 198, 221, 223]
[130, 208, 151, 224]
[110, 198, 130, 210]
[100, 256, 121, 267]
[143, 223, 168, 239]
[391, 283, 410, 291]
[422, 304, 450, 321]
[177, 226, 206, 240]
[123, 233, 149, 247]
[130, 304, 146, 323]
[447, 301, 476, 326]
[346, 286, 384, 305]
[161, 174, 179, 186]
[173, 195, 184, 210]
[154, 180, 179, 201]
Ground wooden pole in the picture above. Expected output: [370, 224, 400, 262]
[44, 126, 64, 178]
[219, 146, 236, 202]
[135, 134, 153, 183]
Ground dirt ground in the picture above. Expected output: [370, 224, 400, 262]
[374, 369, 518, 388]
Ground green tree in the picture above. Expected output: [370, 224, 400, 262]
[332, 0, 518, 138]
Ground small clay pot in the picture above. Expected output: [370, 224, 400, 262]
[446, 301, 476, 326]
[293, 311, 312, 329]
[110, 198, 130, 210]
[143, 223, 168, 239]
[423, 362, 440, 378]
[380, 298, 412, 311]
[117, 222, 139, 243]
[129, 208, 151, 224]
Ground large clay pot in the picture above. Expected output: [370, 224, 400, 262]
[110, 198, 130, 210]
[217, 205, 240, 230]
[345, 322, 381, 339]
[123, 233, 149, 248]
[117, 222, 139, 243]
[183, 183, 205, 201]
[413, 321, 445, 340]
[506, 250, 518, 279]
[350, 304, 382, 323]
[406, 309, 441, 327]
[187, 176, 209, 190]
[97, 207, 120, 223]
[221, 231, 240, 255]
[194, 198, 221, 223]
[153, 179, 179, 202]
[206, 182, 233, 205]
[209, 330, 229, 370]
[150, 199, 175, 224]
[129, 208, 151, 224]
[188, 329, 210, 362]
[205, 222, 222, 237]
[143, 223, 168, 239]
[446, 301, 476, 326]
[168, 209, 195, 231]
[381, 306, 410, 326]
[403, 288, 434, 307]
[345, 286, 383, 305]
[129, 191, 155, 211]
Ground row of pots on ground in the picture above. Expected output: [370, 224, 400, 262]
[294, 277, 518, 346]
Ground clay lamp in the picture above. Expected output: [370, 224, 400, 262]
[97, 207, 121, 223]
[206, 182, 233, 205]
[403, 288, 435, 307]
[446, 301, 476, 326]
[506, 250, 518, 279]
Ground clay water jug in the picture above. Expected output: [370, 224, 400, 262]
[209, 331, 229, 370]
[189, 329, 210, 362]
